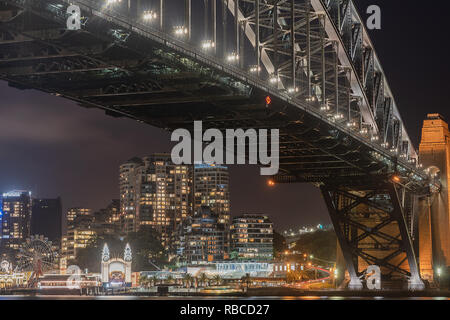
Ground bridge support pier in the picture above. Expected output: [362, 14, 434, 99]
[321, 182, 424, 290]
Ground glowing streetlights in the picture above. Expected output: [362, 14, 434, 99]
[227, 52, 239, 63]
[201, 40, 215, 50]
[143, 10, 157, 21]
[249, 65, 261, 73]
[174, 26, 188, 37]
[267, 179, 276, 187]
[437, 267, 442, 289]
[269, 74, 280, 85]
[105, 0, 121, 6]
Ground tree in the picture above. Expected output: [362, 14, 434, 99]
[293, 230, 337, 262]
[139, 274, 149, 288]
[241, 273, 251, 290]
[73, 227, 168, 272]
[212, 274, 222, 286]
[199, 273, 208, 287]
[273, 231, 288, 258]
[183, 273, 193, 288]
[151, 275, 158, 286]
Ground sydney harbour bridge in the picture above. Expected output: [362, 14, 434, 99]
[0, 0, 447, 290]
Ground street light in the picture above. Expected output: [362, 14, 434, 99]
[227, 52, 239, 63]
[249, 65, 261, 73]
[437, 267, 442, 289]
[269, 74, 280, 85]
[174, 26, 188, 36]
[105, 0, 121, 6]
[201, 40, 215, 50]
[143, 10, 157, 21]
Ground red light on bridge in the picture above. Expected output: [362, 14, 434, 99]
[265, 96, 272, 106]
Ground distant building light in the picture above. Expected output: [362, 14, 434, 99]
[2, 191, 31, 198]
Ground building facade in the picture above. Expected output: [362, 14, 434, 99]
[119, 154, 192, 247]
[230, 214, 274, 261]
[194, 164, 230, 225]
[179, 206, 228, 264]
[1, 191, 32, 250]
[63, 214, 96, 261]
[31, 197, 62, 242]
[419, 113, 450, 280]
[66, 208, 92, 229]
[92, 199, 121, 236]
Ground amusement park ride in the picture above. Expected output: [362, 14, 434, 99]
[0, 235, 56, 288]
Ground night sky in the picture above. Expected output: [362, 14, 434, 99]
[0, 1, 449, 231]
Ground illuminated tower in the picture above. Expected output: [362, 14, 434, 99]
[119, 154, 192, 247]
[119, 157, 144, 233]
[194, 164, 230, 225]
[419, 114, 450, 279]
[1, 190, 32, 250]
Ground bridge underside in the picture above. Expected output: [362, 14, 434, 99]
[0, 0, 432, 287]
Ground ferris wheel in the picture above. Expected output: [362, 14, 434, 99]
[15, 235, 56, 283]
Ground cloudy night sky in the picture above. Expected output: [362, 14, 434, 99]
[1, 0, 449, 231]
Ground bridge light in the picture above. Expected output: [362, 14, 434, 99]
[334, 113, 344, 120]
[437, 267, 442, 276]
[288, 87, 299, 94]
[320, 104, 330, 111]
[105, 0, 121, 6]
[269, 74, 280, 84]
[227, 52, 239, 63]
[267, 179, 275, 187]
[174, 26, 188, 36]
[391, 175, 401, 183]
[265, 96, 272, 106]
[142, 10, 157, 21]
[249, 65, 261, 73]
[201, 40, 215, 50]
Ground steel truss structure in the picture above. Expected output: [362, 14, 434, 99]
[0, 0, 437, 288]
[321, 181, 426, 288]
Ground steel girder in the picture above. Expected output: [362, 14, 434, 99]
[321, 182, 424, 288]
[227, 0, 412, 158]
[0, 0, 415, 160]
[0, 0, 423, 177]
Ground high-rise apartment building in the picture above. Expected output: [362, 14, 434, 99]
[92, 199, 121, 236]
[179, 206, 227, 264]
[119, 157, 144, 234]
[63, 214, 96, 261]
[119, 154, 192, 246]
[66, 207, 92, 228]
[230, 214, 274, 261]
[1, 191, 32, 250]
[194, 164, 230, 225]
[31, 197, 62, 242]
